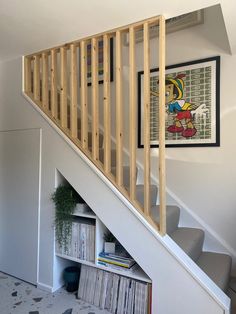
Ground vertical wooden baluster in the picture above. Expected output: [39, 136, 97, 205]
[129, 27, 137, 201]
[24, 57, 32, 94]
[33, 55, 40, 102]
[158, 16, 166, 235]
[42, 52, 49, 110]
[70, 44, 78, 139]
[143, 22, 150, 216]
[92, 37, 99, 161]
[60, 47, 67, 129]
[81, 41, 88, 150]
[103, 34, 111, 173]
[116, 31, 123, 187]
[51, 49, 58, 119]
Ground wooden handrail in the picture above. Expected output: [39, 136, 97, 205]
[23, 15, 166, 235]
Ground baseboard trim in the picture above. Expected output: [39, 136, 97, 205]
[37, 282, 53, 293]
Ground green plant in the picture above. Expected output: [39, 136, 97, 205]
[103, 231, 116, 243]
[51, 184, 78, 251]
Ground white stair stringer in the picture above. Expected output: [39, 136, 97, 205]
[23, 92, 230, 314]
[55, 145, 230, 314]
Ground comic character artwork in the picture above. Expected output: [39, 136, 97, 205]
[151, 74, 208, 138]
[137, 57, 220, 147]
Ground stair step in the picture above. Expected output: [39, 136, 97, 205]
[150, 205, 180, 234]
[99, 148, 116, 167]
[197, 252, 232, 292]
[170, 227, 204, 261]
[111, 165, 137, 188]
[78, 131, 104, 149]
[135, 184, 158, 208]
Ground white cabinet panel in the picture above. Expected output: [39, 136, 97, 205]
[0, 129, 41, 284]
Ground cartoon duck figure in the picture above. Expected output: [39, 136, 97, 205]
[151, 74, 198, 138]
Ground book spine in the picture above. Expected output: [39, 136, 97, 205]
[98, 258, 131, 268]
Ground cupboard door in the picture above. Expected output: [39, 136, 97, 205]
[0, 129, 40, 284]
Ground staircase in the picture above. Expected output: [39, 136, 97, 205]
[83, 129, 233, 293]
[22, 14, 232, 313]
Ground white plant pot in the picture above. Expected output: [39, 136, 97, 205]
[104, 242, 116, 254]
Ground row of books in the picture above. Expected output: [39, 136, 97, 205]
[78, 264, 151, 314]
[56, 220, 95, 262]
[98, 251, 137, 272]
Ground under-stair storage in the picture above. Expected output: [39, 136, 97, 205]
[54, 173, 151, 313]
[55, 206, 151, 283]
[55, 201, 152, 313]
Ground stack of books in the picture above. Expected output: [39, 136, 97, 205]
[78, 264, 151, 314]
[98, 251, 137, 272]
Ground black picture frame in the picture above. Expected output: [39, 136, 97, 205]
[138, 56, 220, 148]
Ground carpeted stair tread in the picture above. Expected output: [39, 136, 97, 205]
[170, 227, 204, 261]
[111, 165, 137, 188]
[196, 252, 232, 292]
[150, 205, 180, 234]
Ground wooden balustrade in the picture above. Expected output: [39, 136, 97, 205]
[51, 49, 58, 119]
[129, 26, 137, 202]
[80, 41, 88, 150]
[23, 15, 166, 235]
[103, 34, 111, 174]
[70, 44, 78, 139]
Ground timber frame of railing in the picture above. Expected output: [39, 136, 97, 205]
[23, 15, 166, 235]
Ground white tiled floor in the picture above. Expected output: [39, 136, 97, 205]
[0, 272, 110, 314]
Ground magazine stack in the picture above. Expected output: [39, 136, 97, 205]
[78, 264, 151, 314]
[98, 251, 137, 272]
[56, 218, 95, 262]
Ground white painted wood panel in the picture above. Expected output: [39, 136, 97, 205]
[0, 129, 41, 284]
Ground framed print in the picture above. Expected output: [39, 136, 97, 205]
[138, 56, 220, 148]
[86, 38, 114, 85]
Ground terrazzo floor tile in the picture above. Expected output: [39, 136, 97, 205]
[0, 272, 110, 314]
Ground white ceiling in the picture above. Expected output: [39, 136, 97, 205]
[0, 0, 234, 62]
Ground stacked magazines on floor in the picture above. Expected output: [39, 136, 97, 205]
[98, 251, 138, 272]
[78, 264, 151, 314]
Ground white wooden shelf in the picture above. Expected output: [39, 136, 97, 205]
[55, 206, 151, 284]
[95, 262, 151, 283]
[56, 253, 95, 268]
[56, 253, 151, 283]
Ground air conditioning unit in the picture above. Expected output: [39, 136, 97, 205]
[124, 10, 204, 45]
